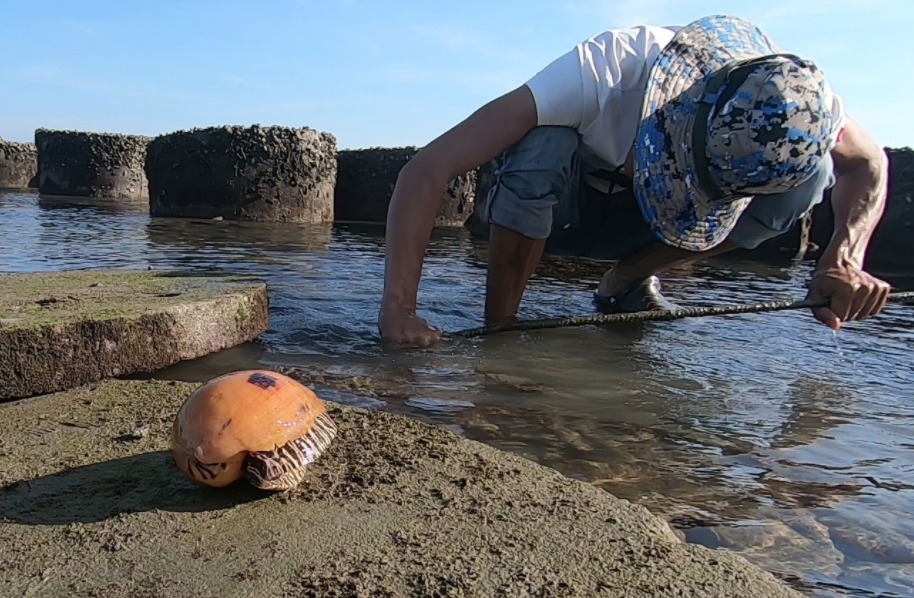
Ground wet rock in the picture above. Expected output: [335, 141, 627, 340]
[0, 140, 39, 189]
[34, 129, 150, 199]
[334, 147, 476, 227]
[842, 562, 914, 596]
[0, 269, 268, 400]
[818, 508, 914, 565]
[0, 378, 805, 598]
[146, 125, 337, 222]
[702, 510, 844, 578]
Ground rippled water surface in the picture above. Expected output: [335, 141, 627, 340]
[2, 190, 913, 597]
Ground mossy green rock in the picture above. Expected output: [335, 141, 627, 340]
[0, 269, 268, 400]
[0, 378, 802, 598]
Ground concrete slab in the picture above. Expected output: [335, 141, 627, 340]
[0, 270, 268, 400]
[0, 378, 802, 598]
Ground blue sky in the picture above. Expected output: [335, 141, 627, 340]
[1, 0, 911, 149]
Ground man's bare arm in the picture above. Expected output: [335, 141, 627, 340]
[807, 116, 891, 329]
[379, 85, 538, 346]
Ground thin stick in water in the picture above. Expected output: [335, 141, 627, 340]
[449, 291, 914, 338]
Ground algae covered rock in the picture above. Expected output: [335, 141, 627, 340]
[35, 129, 150, 199]
[0, 269, 268, 400]
[146, 125, 337, 222]
[0, 140, 39, 189]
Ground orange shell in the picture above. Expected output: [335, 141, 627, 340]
[171, 370, 327, 487]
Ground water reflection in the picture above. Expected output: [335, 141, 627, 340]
[36, 194, 150, 216]
[2, 189, 914, 598]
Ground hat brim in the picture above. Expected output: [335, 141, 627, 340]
[633, 15, 780, 251]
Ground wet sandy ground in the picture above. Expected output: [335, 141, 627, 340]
[0, 378, 802, 598]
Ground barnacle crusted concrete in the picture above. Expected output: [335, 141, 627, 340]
[0, 140, 39, 189]
[146, 125, 337, 222]
[0, 378, 802, 598]
[34, 129, 150, 199]
[334, 146, 477, 227]
[0, 270, 268, 401]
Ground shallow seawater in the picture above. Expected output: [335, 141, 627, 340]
[2, 190, 913, 598]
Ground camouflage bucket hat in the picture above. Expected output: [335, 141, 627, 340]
[633, 15, 836, 251]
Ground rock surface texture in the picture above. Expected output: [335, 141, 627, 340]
[146, 125, 337, 222]
[0, 378, 803, 598]
[335, 147, 477, 227]
[0, 269, 268, 400]
[0, 140, 39, 189]
[35, 129, 150, 199]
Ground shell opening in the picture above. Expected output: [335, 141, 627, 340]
[245, 411, 337, 491]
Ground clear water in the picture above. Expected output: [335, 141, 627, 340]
[2, 189, 913, 598]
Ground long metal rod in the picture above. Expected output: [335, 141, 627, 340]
[449, 291, 914, 338]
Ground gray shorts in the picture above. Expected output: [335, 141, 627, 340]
[485, 126, 834, 256]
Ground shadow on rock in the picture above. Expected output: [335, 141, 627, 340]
[0, 450, 267, 526]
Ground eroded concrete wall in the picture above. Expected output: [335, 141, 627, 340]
[0, 141, 38, 189]
[35, 129, 150, 199]
[146, 125, 337, 222]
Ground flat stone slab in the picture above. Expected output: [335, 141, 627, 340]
[0, 378, 801, 598]
[0, 270, 268, 400]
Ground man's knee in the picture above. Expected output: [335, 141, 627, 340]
[728, 152, 835, 250]
[485, 126, 580, 240]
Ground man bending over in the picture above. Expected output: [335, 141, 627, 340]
[378, 15, 890, 347]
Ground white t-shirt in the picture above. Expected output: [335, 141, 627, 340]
[524, 25, 847, 194]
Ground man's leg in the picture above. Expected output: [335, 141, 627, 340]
[485, 227, 547, 323]
[597, 153, 836, 307]
[484, 126, 581, 323]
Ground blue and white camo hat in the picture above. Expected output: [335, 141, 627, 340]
[633, 15, 837, 251]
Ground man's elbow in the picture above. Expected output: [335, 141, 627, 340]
[395, 150, 451, 197]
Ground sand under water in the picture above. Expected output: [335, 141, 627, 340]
[0, 378, 802, 598]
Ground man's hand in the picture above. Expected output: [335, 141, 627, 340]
[806, 264, 891, 330]
[378, 306, 442, 348]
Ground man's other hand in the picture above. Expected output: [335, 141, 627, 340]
[806, 264, 891, 330]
